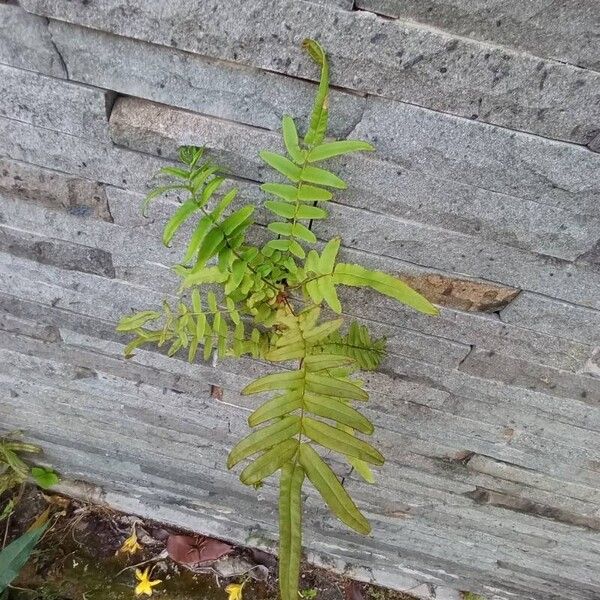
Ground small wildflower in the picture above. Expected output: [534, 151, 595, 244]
[135, 567, 162, 597]
[226, 582, 245, 600]
[119, 529, 142, 555]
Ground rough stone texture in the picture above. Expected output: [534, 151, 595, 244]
[19, 0, 600, 144]
[48, 21, 366, 138]
[0, 228, 116, 278]
[0, 115, 167, 192]
[351, 96, 600, 218]
[2, 3, 600, 599]
[459, 347, 600, 403]
[355, 0, 600, 72]
[500, 293, 600, 347]
[0, 63, 112, 140]
[0, 3, 66, 76]
[0, 157, 113, 221]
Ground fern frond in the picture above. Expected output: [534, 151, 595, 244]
[118, 37, 442, 600]
[228, 308, 383, 600]
[315, 321, 386, 371]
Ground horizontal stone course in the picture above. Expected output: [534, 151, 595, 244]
[48, 20, 365, 138]
[0, 3, 66, 77]
[0, 115, 166, 191]
[0, 157, 112, 221]
[0, 63, 111, 140]
[355, 0, 600, 73]
[315, 202, 600, 311]
[0, 227, 115, 278]
[351, 96, 600, 219]
[500, 292, 600, 347]
[459, 348, 600, 403]
[19, 0, 600, 144]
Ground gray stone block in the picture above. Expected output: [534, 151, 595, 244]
[459, 347, 600, 403]
[351, 96, 600, 218]
[382, 353, 600, 441]
[341, 155, 600, 261]
[0, 3, 66, 76]
[0, 309, 61, 343]
[0, 63, 111, 140]
[48, 20, 365, 138]
[500, 292, 600, 347]
[0, 227, 115, 278]
[19, 0, 600, 143]
[0, 115, 168, 192]
[0, 157, 112, 221]
[355, 0, 600, 72]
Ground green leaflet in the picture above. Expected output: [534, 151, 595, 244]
[261, 183, 297, 202]
[302, 165, 347, 189]
[278, 461, 305, 600]
[116, 311, 161, 332]
[302, 318, 343, 344]
[282, 115, 306, 165]
[268, 222, 293, 237]
[302, 418, 384, 465]
[193, 227, 224, 271]
[221, 205, 254, 235]
[240, 439, 299, 485]
[265, 200, 296, 219]
[348, 456, 375, 484]
[291, 222, 316, 243]
[298, 185, 332, 201]
[227, 415, 301, 469]
[299, 444, 370, 534]
[162, 199, 200, 247]
[248, 390, 303, 426]
[296, 205, 327, 219]
[303, 354, 354, 371]
[302, 39, 329, 146]
[305, 372, 368, 400]
[304, 393, 374, 434]
[308, 140, 374, 162]
[160, 166, 189, 179]
[183, 214, 212, 264]
[242, 370, 305, 395]
[260, 151, 302, 182]
[319, 238, 341, 273]
[333, 263, 439, 315]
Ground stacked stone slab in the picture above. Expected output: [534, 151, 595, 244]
[1, 2, 599, 599]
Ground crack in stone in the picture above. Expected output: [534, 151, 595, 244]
[45, 18, 69, 79]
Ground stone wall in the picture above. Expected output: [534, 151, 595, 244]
[1, 2, 600, 599]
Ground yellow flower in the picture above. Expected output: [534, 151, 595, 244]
[135, 567, 161, 596]
[119, 530, 142, 555]
[225, 582, 245, 600]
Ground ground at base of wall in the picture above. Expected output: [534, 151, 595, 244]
[3, 486, 419, 600]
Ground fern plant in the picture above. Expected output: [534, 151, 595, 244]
[118, 39, 438, 600]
